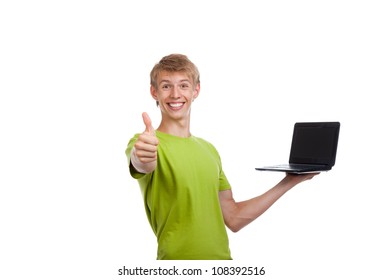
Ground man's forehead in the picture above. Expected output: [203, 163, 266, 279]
[157, 71, 191, 83]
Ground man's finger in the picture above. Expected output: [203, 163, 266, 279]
[135, 138, 158, 152]
[142, 112, 155, 135]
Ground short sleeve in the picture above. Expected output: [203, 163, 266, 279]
[206, 142, 231, 191]
[219, 169, 231, 191]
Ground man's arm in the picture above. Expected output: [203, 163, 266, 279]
[219, 173, 318, 232]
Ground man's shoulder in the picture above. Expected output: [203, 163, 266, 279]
[192, 135, 213, 145]
[192, 135, 220, 153]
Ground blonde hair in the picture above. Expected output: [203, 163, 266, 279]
[150, 54, 200, 89]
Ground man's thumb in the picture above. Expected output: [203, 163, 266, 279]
[142, 112, 155, 134]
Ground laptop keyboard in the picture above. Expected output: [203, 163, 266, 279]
[276, 164, 323, 170]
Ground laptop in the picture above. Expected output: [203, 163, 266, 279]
[255, 122, 340, 174]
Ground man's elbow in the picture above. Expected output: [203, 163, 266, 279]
[224, 214, 254, 233]
[225, 219, 243, 233]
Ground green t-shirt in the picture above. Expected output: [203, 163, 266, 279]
[126, 130, 232, 260]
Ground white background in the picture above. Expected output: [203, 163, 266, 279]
[1, 1, 382, 279]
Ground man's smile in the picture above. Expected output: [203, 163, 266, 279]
[167, 102, 185, 110]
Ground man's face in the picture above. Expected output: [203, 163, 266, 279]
[151, 71, 200, 121]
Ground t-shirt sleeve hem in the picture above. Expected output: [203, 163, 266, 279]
[219, 184, 231, 191]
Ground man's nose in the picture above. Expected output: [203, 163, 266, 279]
[170, 87, 181, 98]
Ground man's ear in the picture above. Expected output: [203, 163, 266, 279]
[193, 83, 201, 100]
[150, 85, 158, 101]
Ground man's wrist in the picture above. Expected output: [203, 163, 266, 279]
[130, 148, 145, 173]
[130, 148, 156, 174]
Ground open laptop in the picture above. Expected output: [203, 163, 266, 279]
[255, 122, 340, 174]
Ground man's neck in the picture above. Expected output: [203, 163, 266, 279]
[157, 117, 191, 138]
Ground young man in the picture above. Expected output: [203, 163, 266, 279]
[125, 54, 318, 260]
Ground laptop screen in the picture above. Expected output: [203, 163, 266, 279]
[289, 122, 340, 166]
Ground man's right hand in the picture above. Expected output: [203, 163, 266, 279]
[130, 112, 159, 174]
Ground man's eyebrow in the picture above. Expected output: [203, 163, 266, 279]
[159, 79, 191, 84]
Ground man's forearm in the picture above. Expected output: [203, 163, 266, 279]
[220, 174, 319, 232]
[233, 177, 295, 231]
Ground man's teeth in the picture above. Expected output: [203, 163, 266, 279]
[169, 103, 183, 108]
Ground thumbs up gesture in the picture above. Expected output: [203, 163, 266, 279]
[142, 112, 156, 136]
[130, 112, 159, 174]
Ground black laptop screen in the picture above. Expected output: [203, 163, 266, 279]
[289, 123, 340, 166]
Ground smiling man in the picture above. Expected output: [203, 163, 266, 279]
[125, 54, 318, 260]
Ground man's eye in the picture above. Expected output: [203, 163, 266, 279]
[162, 84, 171, 89]
[180, 84, 189, 89]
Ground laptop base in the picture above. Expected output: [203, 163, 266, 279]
[255, 164, 330, 174]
